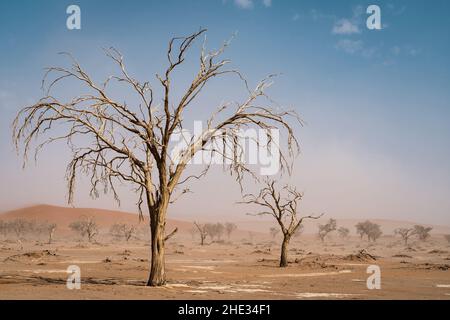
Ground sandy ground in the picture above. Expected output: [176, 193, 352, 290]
[0, 235, 449, 300]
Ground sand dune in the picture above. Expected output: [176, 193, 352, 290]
[1, 204, 449, 239]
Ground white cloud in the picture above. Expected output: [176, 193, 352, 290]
[336, 39, 378, 59]
[292, 13, 300, 21]
[335, 39, 363, 54]
[391, 46, 401, 56]
[234, 0, 253, 9]
[262, 0, 271, 8]
[310, 9, 335, 21]
[332, 19, 360, 35]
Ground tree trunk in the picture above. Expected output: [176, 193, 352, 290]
[48, 230, 54, 244]
[280, 235, 291, 267]
[147, 199, 168, 286]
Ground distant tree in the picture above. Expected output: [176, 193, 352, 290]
[338, 227, 350, 239]
[318, 218, 337, 242]
[444, 234, 450, 244]
[0, 220, 7, 238]
[8, 219, 35, 239]
[269, 227, 279, 239]
[110, 223, 136, 242]
[194, 222, 208, 246]
[225, 222, 237, 240]
[204, 223, 217, 241]
[37, 222, 57, 244]
[413, 225, 432, 241]
[69, 216, 98, 242]
[215, 223, 225, 240]
[241, 180, 322, 267]
[355, 220, 383, 242]
[202, 223, 225, 241]
[394, 228, 416, 246]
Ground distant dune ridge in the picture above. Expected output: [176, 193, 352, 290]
[0, 204, 449, 237]
[0, 204, 190, 236]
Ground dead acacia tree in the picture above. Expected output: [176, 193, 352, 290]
[69, 216, 98, 242]
[37, 222, 57, 244]
[225, 222, 237, 240]
[413, 225, 432, 241]
[337, 227, 350, 239]
[194, 222, 208, 246]
[110, 223, 136, 242]
[318, 218, 337, 242]
[241, 180, 322, 267]
[394, 228, 416, 246]
[13, 29, 299, 286]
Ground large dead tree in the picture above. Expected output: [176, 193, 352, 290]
[13, 29, 300, 286]
[241, 180, 322, 267]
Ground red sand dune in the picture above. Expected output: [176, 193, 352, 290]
[0, 204, 192, 235]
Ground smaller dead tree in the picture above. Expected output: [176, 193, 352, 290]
[37, 222, 57, 244]
[413, 225, 432, 241]
[394, 228, 416, 246]
[215, 223, 225, 241]
[0, 220, 7, 239]
[318, 218, 337, 242]
[203, 223, 225, 242]
[110, 223, 136, 242]
[241, 180, 322, 267]
[204, 223, 217, 241]
[8, 219, 35, 240]
[338, 227, 350, 239]
[69, 216, 99, 242]
[194, 222, 208, 246]
[444, 234, 450, 244]
[225, 222, 237, 240]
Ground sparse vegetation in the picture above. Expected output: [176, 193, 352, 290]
[36, 222, 57, 244]
[318, 219, 337, 242]
[355, 220, 383, 242]
[413, 225, 432, 241]
[394, 228, 416, 246]
[110, 223, 136, 242]
[204, 223, 225, 241]
[8, 219, 35, 239]
[0, 220, 8, 238]
[338, 227, 350, 239]
[69, 216, 99, 242]
[225, 222, 237, 240]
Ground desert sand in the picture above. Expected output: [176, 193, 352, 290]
[0, 205, 449, 300]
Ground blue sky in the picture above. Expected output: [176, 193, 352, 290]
[1, 0, 449, 225]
